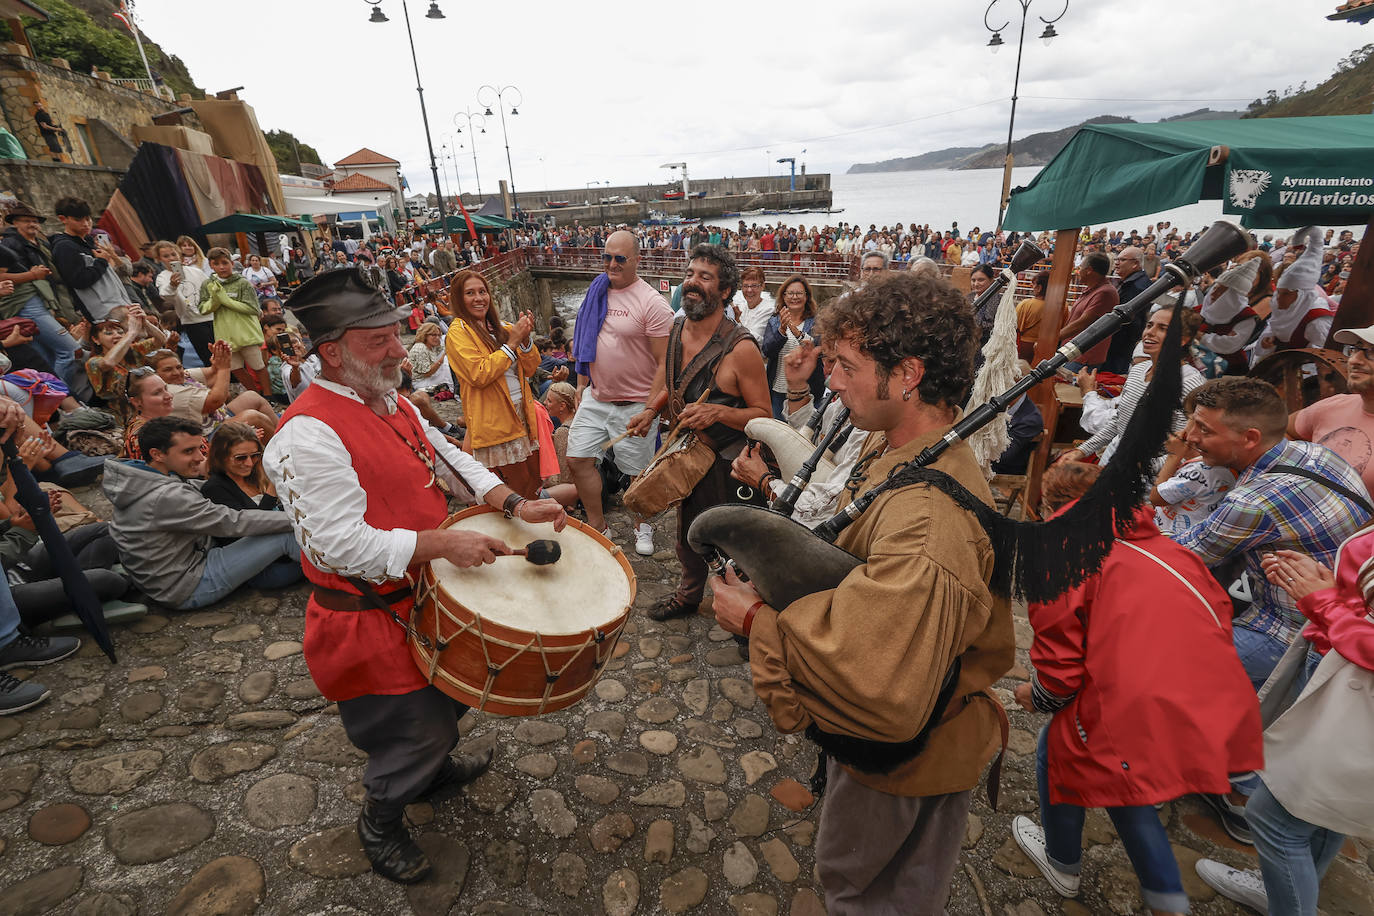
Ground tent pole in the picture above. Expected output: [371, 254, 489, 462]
[1026, 227, 1081, 512]
[1327, 214, 1374, 342]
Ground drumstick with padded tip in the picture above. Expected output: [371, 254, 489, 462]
[504, 539, 561, 565]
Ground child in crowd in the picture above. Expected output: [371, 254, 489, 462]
[199, 247, 270, 393]
[1150, 392, 1237, 537]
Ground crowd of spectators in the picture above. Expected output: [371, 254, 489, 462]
[0, 193, 1369, 916]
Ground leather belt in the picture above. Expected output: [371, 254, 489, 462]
[607, 400, 639, 407]
[311, 584, 413, 612]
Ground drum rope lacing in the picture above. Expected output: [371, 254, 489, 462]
[414, 566, 620, 714]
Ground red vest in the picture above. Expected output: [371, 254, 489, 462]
[280, 384, 449, 701]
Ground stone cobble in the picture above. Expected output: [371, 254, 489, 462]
[1, 503, 1371, 914]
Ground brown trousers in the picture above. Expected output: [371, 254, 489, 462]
[816, 758, 973, 916]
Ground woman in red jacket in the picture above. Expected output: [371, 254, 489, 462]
[1013, 461, 1263, 916]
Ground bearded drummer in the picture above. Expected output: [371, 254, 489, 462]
[263, 269, 567, 885]
[709, 271, 1015, 915]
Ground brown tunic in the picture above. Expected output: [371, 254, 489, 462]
[748, 416, 1016, 797]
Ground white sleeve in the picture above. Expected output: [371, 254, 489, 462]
[408, 397, 502, 503]
[263, 415, 418, 583]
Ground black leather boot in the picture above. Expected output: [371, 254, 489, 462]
[417, 746, 495, 803]
[357, 798, 431, 884]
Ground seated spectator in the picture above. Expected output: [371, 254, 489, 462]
[0, 396, 80, 714]
[241, 254, 277, 301]
[49, 196, 130, 322]
[148, 344, 278, 441]
[395, 371, 462, 438]
[153, 239, 212, 366]
[199, 247, 271, 393]
[1198, 535, 1374, 916]
[122, 367, 173, 459]
[260, 316, 291, 406]
[279, 332, 320, 404]
[1058, 253, 1118, 371]
[537, 381, 579, 507]
[406, 322, 453, 393]
[262, 296, 307, 337]
[1288, 322, 1374, 496]
[84, 306, 168, 419]
[1150, 390, 1238, 536]
[103, 416, 302, 610]
[1058, 308, 1202, 468]
[1015, 271, 1064, 361]
[991, 360, 1044, 475]
[1175, 376, 1372, 687]
[200, 421, 278, 513]
[1013, 461, 1261, 916]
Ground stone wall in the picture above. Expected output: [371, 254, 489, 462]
[0, 46, 199, 166]
[503, 174, 832, 213]
[0, 159, 124, 217]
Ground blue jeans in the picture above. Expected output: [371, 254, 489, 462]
[1036, 725, 1189, 914]
[18, 295, 77, 388]
[182, 533, 302, 609]
[1247, 779, 1345, 916]
[1233, 621, 1288, 690]
[770, 390, 788, 420]
[0, 573, 19, 652]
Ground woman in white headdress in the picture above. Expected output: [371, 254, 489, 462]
[1247, 227, 1333, 367]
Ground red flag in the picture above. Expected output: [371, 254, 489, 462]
[113, 1, 134, 31]
[453, 196, 478, 241]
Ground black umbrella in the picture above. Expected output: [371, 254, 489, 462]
[2, 440, 116, 662]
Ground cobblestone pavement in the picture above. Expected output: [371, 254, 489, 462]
[1, 499, 1372, 915]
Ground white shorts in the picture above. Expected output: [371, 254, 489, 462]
[566, 392, 658, 476]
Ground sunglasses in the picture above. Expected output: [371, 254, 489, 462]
[128, 366, 156, 379]
[229, 452, 263, 463]
[601, 253, 628, 264]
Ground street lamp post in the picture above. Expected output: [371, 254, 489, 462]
[984, 0, 1068, 233]
[587, 180, 609, 225]
[366, 0, 448, 233]
[454, 108, 486, 199]
[478, 84, 523, 220]
[438, 135, 455, 205]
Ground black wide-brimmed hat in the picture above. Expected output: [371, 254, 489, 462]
[287, 268, 409, 350]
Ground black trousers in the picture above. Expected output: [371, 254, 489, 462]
[674, 455, 765, 604]
[337, 685, 469, 807]
[182, 322, 215, 366]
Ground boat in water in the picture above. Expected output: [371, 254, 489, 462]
[643, 210, 700, 226]
[545, 200, 573, 208]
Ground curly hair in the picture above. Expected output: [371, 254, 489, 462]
[687, 243, 740, 302]
[818, 272, 975, 407]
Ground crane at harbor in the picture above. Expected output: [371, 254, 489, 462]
[776, 157, 796, 191]
[660, 161, 690, 198]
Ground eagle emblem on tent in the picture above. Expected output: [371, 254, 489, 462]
[1228, 169, 1271, 210]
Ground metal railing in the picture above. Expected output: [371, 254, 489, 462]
[110, 77, 175, 100]
[387, 244, 1085, 308]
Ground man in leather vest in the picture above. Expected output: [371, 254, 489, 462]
[626, 244, 770, 620]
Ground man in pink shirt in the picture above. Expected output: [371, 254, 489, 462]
[567, 230, 674, 555]
[1289, 323, 1374, 496]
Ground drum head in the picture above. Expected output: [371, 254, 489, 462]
[432, 510, 632, 635]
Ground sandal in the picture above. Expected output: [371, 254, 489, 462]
[647, 594, 699, 621]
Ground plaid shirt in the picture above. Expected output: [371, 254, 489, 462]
[1173, 438, 1371, 644]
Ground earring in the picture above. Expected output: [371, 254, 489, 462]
[902, 388, 913, 401]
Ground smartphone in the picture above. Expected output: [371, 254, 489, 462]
[92, 230, 111, 248]
[275, 333, 293, 351]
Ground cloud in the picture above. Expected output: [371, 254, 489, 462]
[133, 0, 1370, 191]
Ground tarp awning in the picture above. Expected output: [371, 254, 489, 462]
[199, 212, 314, 234]
[421, 213, 518, 233]
[1003, 115, 1374, 231]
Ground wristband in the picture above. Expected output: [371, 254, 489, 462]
[742, 600, 766, 638]
[502, 493, 526, 518]
[757, 472, 773, 492]
[787, 387, 810, 397]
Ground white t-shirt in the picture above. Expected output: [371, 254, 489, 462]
[1154, 458, 1237, 536]
[732, 291, 776, 340]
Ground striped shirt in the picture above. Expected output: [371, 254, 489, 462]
[1079, 360, 1203, 463]
[1173, 438, 1372, 644]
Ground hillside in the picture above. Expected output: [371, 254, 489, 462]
[847, 115, 1135, 174]
[1248, 42, 1374, 118]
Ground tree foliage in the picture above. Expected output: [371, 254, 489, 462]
[265, 129, 323, 174]
[12, 0, 144, 77]
[1245, 43, 1373, 117]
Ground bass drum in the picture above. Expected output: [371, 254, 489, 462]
[411, 506, 636, 716]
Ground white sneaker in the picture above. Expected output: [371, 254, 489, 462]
[1011, 815, 1080, 898]
[1196, 859, 1269, 914]
[634, 522, 655, 557]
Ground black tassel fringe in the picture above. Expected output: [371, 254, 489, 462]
[887, 306, 1186, 603]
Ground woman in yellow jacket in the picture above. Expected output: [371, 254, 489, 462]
[445, 269, 542, 498]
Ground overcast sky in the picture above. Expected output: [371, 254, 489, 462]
[131, 0, 1370, 196]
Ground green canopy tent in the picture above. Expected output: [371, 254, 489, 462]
[1003, 115, 1374, 231]
[420, 213, 520, 234]
[1000, 115, 1374, 510]
[198, 212, 317, 234]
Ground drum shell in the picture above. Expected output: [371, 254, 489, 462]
[411, 506, 636, 717]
